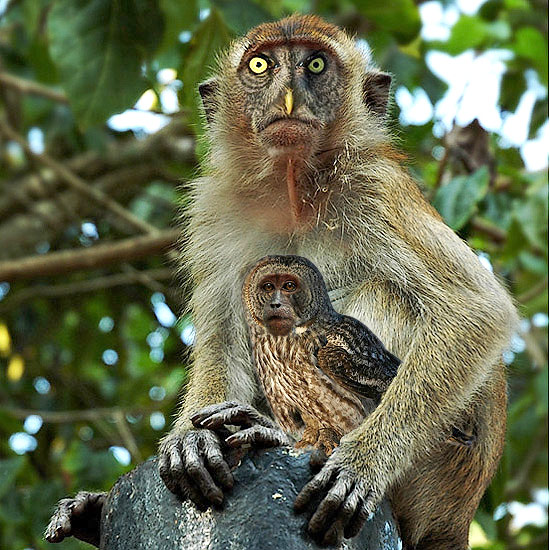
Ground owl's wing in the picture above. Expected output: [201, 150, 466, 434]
[315, 316, 400, 400]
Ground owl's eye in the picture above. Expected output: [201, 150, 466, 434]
[262, 282, 275, 292]
[282, 281, 297, 292]
[249, 56, 269, 74]
[307, 56, 325, 74]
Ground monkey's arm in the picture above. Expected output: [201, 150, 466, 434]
[316, 317, 400, 401]
[159, 275, 255, 507]
[296, 213, 517, 544]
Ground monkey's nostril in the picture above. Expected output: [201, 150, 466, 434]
[271, 302, 282, 309]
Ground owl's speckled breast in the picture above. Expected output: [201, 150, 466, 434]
[251, 329, 365, 438]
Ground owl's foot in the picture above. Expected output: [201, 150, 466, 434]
[314, 427, 341, 456]
[295, 427, 341, 456]
[295, 425, 321, 450]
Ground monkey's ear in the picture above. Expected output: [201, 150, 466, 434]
[362, 72, 392, 116]
[198, 78, 219, 125]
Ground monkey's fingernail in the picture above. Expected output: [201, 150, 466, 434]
[225, 435, 238, 447]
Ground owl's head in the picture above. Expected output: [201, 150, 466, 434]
[242, 255, 333, 337]
[200, 14, 391, 162]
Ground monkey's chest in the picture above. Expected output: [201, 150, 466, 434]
[252, 336, 365, 437]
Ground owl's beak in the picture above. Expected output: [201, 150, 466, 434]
[284, 89, 294, 115]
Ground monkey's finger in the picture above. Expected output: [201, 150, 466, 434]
[199, 406, 265, 430]
[71, 491, 105, 516]
[159, 452, 182, 496]
[190, 401, 239, 427]
[321, 517, 345, 547]
[44, 502, 73, 542]
[343, 493, 374, 539]
[294, 465, 337, 512]
[309, 448, 328, 473]
[183, 444, 224, 506]
[307, 474, 353, 535]
[179, 472, 211, 511]
[226, 426, 290, 448]
[203, 445, 234, 490]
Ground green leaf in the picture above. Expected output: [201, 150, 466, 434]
[351, 0, 421, 44]
[513, 27, 548, 84]
[179, 9, 232, 124]
[445, 16, 487, 55]
[512, 184, 549, 251]
[211, 0, 273, 34]
[47, 0, 164, 128]
[433, 167, 490, 230]
[159, 0, 198, 52]
[0, 457, 25, 500]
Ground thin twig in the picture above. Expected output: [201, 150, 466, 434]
[2, 406, 157, 423]
[517, 276, 548, 304]
[0, 117, 157, 235]
[470, 217, 506, 243]
[113, 410, 143, 462]
[0, 72, 68, 103]
[0, 268, 174, 312]
[0, 229, 179, 281]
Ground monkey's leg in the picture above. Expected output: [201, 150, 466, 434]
[391, 373, 507, 550]
[44, 491, 106, 547]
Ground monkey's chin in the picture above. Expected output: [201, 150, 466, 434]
[265, 318, 294, 337]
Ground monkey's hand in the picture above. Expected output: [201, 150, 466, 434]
[294, 441, 381, 547]
[44, 491, 106, 547]
[191, 401, 294, 449]
[159, 428, 235, 510]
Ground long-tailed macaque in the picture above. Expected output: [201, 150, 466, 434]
[158, 14, 517, 549]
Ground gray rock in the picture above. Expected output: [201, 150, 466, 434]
[101, 448, 401, 550]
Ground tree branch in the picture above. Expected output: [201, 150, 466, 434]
[0, 268, 174, 312]
[0, 118, 157, 235]
[470, 217, 507, 243]
[0, 230, 179, 281]
[2, 406, 158, 423]
[0, 72, 68, 103]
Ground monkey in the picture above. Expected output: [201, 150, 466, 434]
[237, 254, 400, 455]
[45, 14, 516, 550]
[157, 14, 517, 549]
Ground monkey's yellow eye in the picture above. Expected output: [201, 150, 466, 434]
[307, 57, 325, 74]
[262, 282, 274, 291]
[282, 281, 297, 292]
[249, 56, 269, 74]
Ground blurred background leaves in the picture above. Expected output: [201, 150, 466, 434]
[0, 0, 547, 548]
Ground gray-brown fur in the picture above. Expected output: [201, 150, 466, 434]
[159, 14, 517, 550]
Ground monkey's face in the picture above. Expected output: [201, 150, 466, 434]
[256, 273, 302, 336]
[243, 255, 333, 337]
[237, 44, 345, 159]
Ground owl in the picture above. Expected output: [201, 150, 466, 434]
[242, 255, 400, 454]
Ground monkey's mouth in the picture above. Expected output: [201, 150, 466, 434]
[260, 117, 321, 134]
[259, 117, 321, 150]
